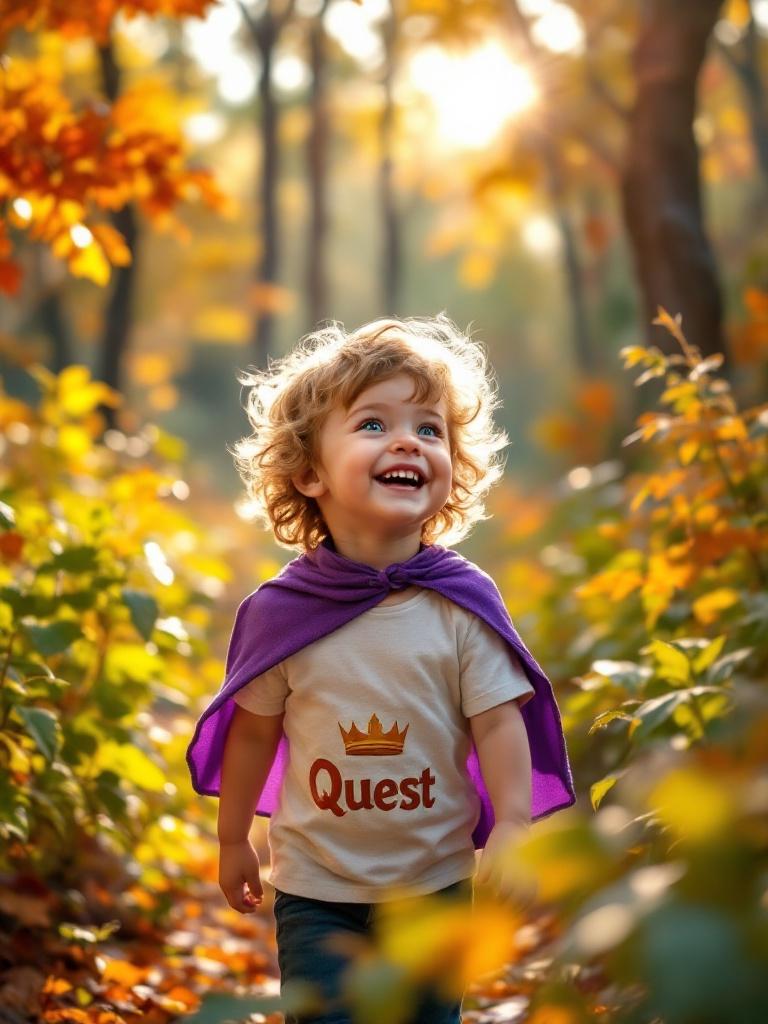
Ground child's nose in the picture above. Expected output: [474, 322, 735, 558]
[390, 429, 422, 448]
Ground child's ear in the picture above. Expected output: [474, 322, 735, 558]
[291, 465, 326, 498]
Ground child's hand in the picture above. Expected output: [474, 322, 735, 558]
[474, 821, 538, 908]
[218, 839, 264, 914]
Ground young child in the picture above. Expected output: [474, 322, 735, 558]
[186, 314, 575, 1024]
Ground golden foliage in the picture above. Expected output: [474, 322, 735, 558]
[0, 57, 231, 293]
[0, 0, 214, 47]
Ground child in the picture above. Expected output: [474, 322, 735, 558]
[186, 314, 575, 1024]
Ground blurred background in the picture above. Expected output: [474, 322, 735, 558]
[2, 0, 767, 500]
[1, 2, 767, 1023]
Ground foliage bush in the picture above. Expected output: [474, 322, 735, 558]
[0, 364, 231, 916]
[313, 312, 768, 1024]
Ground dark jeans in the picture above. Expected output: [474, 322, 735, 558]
[274, 879, 472, 1024]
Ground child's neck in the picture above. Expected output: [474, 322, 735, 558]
[325, 532, 424, 570]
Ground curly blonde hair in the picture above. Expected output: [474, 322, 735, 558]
[230, 313, 510, 552]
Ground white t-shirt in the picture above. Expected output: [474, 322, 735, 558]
[232, 586, 535, 902]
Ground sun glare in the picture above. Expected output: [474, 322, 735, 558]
[407, 41, 537, 150]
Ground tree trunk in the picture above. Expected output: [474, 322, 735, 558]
[40, 293, 73, 372]
[306, 1, 330, 329]
[718, 9, 768, 191]
[542, 144, 594, 374]
[96, 35, 140, 428]
[99, 204, 138, 419]
[30, 244, 73, 372]
[507, 1, 594, 372]
[379, 3, 400, 315]
[622, 0, 726, 360]
[253, 12, 279, 366]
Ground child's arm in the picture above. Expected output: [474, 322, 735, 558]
[469, 699, 533, 894]
[218, 704, 284, 913]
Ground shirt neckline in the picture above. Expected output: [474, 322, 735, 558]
[366, 587, 432, 615]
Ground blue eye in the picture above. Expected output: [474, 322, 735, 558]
[358, 419, 442, 437]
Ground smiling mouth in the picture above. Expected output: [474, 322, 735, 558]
[374, 476, 425, 491]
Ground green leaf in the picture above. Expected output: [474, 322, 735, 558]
[55, 589, 99, 611]
[91, 680, 133, 720]
[122, 589, 158, 641]
[94, 770, 129, 819]
[23, 620, 81, 655]
[630, 692, 687, 742]
[647, 640, 691, 685]
[591, 660, 652, 692]
[29, 788, 69, 840]
[37, 546, 100, 574]
[0, 501, 15, 529]
[708, 647, 753, 685]
[16, 706, 60, 761]
[0, 586, 37, 616]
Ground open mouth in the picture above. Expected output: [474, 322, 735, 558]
[374, 473, 425, 490]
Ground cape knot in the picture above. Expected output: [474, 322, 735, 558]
[368, 566, 409, 590]
[385, 565, 409, 590]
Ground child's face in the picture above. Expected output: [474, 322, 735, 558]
[292, 373, 453, 545]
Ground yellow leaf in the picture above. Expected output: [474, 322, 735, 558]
[692, 634, 727, 674]
[590, 773, 619, 811]
[92, 740, 166, 792]
[652, 306, 683, 340]
[69, 241, 111, 286]
[661, 383, 694, 402]
[692, 588, 740, 625]
[58, 423, 92, 458]
[648, 639, 690, 684]
[90, 222, 132, 266]
[0, 732, 32, 773]
[648, 767, 735, 843]
[678, 439, 699, 464]
[724, 0, 751, 27]
[716, 417, 748, 441]
[58, 365, 120, 416]
[100, 959, 147, 986]
[619, 345, 649, 368]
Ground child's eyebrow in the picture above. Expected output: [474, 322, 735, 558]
[347, 401, 447, 423]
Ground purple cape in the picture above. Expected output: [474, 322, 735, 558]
[186, 537, 576, 847]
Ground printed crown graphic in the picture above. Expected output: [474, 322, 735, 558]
[338, 713, 409, 756]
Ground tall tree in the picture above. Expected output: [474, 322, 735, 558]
[239, 0, 297, 368]
[716, 1, 768, 193]
[306, 0, 331, 330]
[96, 29, 140, 429]
[379, 0, 401, 315]
[507, 0, 596, 373]
[622, 0, 726, 359]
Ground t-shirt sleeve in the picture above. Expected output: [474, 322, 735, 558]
[460, 613, 535, 718]
[231, 660, 288, 715]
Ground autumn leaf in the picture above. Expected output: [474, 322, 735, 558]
[692, 588, 740, 625]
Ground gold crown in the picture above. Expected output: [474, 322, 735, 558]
[338, 713, 409, 756]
